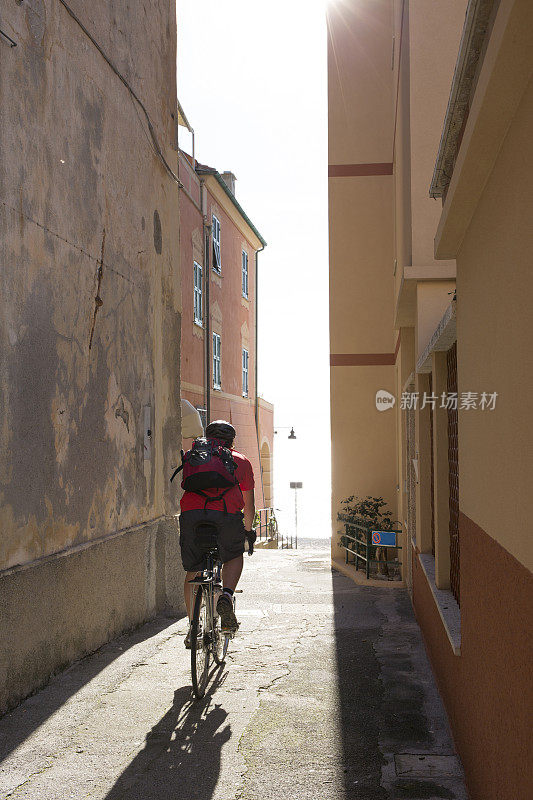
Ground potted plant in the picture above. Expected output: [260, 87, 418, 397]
[338, 496, 399, 575]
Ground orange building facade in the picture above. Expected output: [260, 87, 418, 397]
[178, 150, 273, 509]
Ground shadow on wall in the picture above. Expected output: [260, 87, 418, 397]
[104, 669, 230, 800]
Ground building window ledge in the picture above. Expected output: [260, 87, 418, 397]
[418, 553, 461, 656]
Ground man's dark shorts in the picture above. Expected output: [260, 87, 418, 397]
[179, 509, 246, 572]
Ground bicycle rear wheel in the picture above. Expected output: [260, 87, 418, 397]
[213, 609, 230, 665]
[191, 584, 210, 698]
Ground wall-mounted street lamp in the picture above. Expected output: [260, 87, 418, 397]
[274, 426, 297, 440]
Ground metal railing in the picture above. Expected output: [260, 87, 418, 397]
[278, 532, 294, 549]
[255, 507, 276, 543]
[339, 517, 402, 579]
[255, 508, 295, 549]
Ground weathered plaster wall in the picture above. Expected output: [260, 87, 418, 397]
[0, 0, 184, 711]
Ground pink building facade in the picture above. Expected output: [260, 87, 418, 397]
[178, 151, 273, 509]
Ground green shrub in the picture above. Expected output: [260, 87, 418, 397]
[338, 495, 399, 531]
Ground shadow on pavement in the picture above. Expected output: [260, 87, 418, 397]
[104, 666, 230, 800]
[0, 615, 181, 765]
[331, 568, 453, 800]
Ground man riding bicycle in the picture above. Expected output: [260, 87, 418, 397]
[178, 420, 256, 646]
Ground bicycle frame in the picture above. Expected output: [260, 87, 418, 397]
[189, 541, 235, 697]
[191, 551, 222, 634]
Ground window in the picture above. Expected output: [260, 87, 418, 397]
[193, 261, 202, 325]
[213, 333, 221, 389]
[212, 214, 221, 273]
[242, 348, 249, 397]
[242, 250, 249, 298]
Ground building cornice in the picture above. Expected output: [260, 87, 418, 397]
[430, 0, 498, 199]
[433, 0, 533, 258]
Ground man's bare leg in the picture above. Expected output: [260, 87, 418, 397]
[185, 556, 243, 633]
[184, 571, 200, 619]
[221, 554, 243, 592]
[216, 555, 244, 631]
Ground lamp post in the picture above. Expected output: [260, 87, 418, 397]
[274, 426, 297, 547]
[289, 481, 302, 548]
[274, 426, 297, 440]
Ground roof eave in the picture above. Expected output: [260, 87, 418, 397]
[196, 167, 267, 248]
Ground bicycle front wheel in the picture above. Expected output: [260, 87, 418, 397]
[191, 584, 210, 698]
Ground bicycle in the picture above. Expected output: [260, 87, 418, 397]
[187, 522, 238, 698]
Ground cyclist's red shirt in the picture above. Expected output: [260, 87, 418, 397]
[180, 448, 255, 514]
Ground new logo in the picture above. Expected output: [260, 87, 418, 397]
[375, 390, 396, 411]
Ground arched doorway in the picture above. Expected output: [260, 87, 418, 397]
[260, 440, 272, 508]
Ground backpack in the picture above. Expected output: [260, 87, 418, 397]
[170, 437, 241, 510]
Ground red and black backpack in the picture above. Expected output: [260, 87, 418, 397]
[170, 437, 241, 511]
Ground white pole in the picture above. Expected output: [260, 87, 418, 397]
[294, 488, 298, 549]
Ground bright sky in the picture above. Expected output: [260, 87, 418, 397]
[176, 0, 331, 540]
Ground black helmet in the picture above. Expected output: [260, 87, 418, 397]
[205, 419, 236, 444]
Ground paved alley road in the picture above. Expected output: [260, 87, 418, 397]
[0, 548, 468, 800]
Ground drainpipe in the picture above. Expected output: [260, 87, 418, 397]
[200, 178, 211, 426]
[255, 244, 265, 502]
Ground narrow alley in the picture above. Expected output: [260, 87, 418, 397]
[0, 548, 467, 800]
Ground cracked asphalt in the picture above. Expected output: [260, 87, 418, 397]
[0, 547, 469, 799]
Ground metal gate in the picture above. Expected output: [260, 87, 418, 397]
[447, 342, 460, 605]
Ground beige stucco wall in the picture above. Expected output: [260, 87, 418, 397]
[456, 72, 533, 572]
[408, 0, 467, 267]
[328, 0, 393, 165]
[394, 326, 415, 573]
[330, 365, 398, 562]
[328, 0, 397, 560]
[329, 0, 467, 574]
[393, 0, 412, 284]
[329, 178, 395, 353]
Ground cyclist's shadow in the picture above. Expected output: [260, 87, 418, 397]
[104, 666, 230, 800]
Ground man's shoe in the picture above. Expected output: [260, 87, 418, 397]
[216, 593, 238, 632]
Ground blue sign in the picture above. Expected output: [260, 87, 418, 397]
[372, 530, 397, 547]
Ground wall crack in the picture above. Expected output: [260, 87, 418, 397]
[88, 228, 105, 351]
